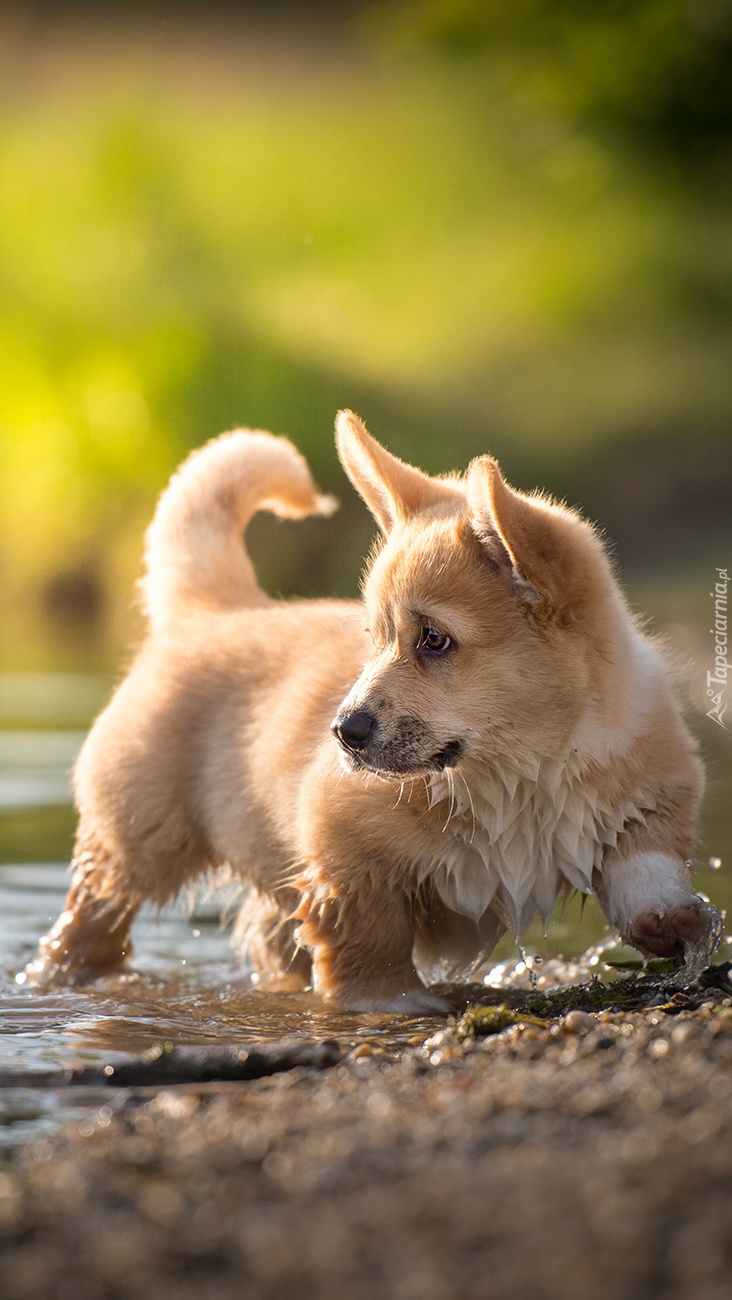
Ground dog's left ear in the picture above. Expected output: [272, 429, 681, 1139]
[467, 456, 597, 618]
[336, 410, 462, 534]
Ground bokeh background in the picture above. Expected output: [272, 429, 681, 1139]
[0, 0, 730, 932]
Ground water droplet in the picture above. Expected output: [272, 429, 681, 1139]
[14, 971, 26, 986]
[710, 857, 722, 870]
[516, 942, 538, 989]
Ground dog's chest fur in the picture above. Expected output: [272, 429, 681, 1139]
[423, 759, 647, 936]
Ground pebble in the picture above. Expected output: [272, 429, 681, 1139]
[350, 1044, 375, 1060]
[670, 1022, 697, 1045]
[562, 1010, 597, 1035]
[422, 1029, 455, 1050]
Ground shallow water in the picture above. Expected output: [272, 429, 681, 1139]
[2, 863, 444, 1071]
[0, 858, 450, 1146]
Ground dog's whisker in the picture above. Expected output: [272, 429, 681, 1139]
[462, 769, 481, 842]
[460, 771, 477, 844]
[441, 769, 458, 833]
[452, 768, 476, 844]
[440, 779, 451, 832]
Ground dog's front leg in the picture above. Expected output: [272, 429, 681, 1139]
[295, 871, 450, 1014]
[595, 848, 721, 963]
[295, 752, 451, 1013]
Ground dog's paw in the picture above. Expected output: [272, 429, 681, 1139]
[627, 897, 722, 962]
[22, 901, 133, 989]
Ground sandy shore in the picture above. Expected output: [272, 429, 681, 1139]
[1, 972, 732, 1300]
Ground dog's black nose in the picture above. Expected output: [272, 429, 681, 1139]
[332, 709, 376, 752]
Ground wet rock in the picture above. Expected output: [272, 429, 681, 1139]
[562, 1010, 597, 1034]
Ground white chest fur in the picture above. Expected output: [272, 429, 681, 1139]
[425, 760, 647, 937]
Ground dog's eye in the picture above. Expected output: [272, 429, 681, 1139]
[417, 625, 452, 656]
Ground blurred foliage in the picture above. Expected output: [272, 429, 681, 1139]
[378, 0, 732, 162]
[0, 1, 730, 669]
[0, 805, 76, 863]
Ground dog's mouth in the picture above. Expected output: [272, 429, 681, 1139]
[431, 740, 463, 771]
[338, 738, 463, 779]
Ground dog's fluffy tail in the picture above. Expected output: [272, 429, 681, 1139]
[141, 429, 337, 631]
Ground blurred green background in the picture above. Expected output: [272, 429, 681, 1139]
[0, 0, 729, 926]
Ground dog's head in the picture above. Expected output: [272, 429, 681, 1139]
[331, 411, 617, 779]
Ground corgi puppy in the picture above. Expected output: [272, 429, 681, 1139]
[28, 412, 719, 1011]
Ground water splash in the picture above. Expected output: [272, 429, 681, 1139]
[580, 935, 623, 969]
[670, 899, 725, 988]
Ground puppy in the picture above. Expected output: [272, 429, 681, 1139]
[28, 412, 719, 1011]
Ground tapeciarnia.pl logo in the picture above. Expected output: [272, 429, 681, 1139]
[707, 567, 729, 729]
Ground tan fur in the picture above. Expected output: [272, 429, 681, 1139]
[28, 411, 715, 1012]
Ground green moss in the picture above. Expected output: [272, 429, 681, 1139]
[465, 962, 732, 1023]
[455, 1003, 544, 1040]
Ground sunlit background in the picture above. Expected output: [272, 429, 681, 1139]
[0, 0, 730, 930]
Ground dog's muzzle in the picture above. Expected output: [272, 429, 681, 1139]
[332, 708, 464, 776]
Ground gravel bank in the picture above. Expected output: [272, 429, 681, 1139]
[1, 975, 732, 1300]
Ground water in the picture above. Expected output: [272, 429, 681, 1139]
[670, 899, 725, 987]
[0, 859, 447, 1146]
[1, 863, 441, 1069]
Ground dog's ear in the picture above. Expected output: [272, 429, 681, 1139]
[467, 456, 596, 617]
[336, 410, 461, 534]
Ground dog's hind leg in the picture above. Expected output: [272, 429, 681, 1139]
[25, 826, 140, 987]
[26, 793, 214, 987]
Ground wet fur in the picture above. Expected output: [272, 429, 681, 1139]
[28, 413, 713, 1011]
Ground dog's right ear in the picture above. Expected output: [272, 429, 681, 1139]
[467, 455, 600, 621]
[335, 411, 461, 534]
